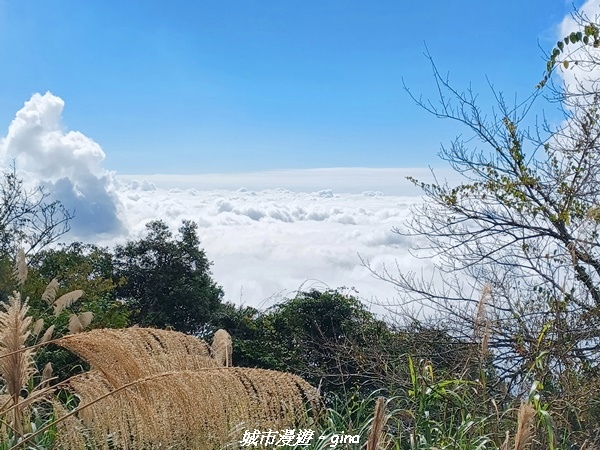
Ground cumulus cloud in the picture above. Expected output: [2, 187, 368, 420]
[0, 92, 448, 311]
[0, 92, 124, 237]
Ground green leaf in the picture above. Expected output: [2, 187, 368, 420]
[563, 60, 569, 69]
[570, 32, 578, 43]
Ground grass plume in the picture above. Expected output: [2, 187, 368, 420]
[514, 401, 536, 450]
[366, 397, 387, 450]
[53, 290, 84, 315]
[212, 328, 233, 367]
[0, 292, 34, 436]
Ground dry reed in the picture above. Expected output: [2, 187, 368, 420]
[212, 328, 233, 367]
[13, 249, 27, 287]
[54, 367, 320, 449]
[0, 248, 321, 449]
[513, 401, 536, 450]
[0, 292, 34, 436]
[53, 290, 84, 315]
[474, 283, 492, 356]
[41, 278, 59, 304]
[55, 327, 219, 387]
[366, 397, 387, 450]
[48, 327, 322, 449]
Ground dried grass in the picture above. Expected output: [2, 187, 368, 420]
[53, 290, 84, 315]
[47, 327, 321, 449]
[41, 278, 59, 304]
[212, 328, 233, 367]
[55, 327, 219, 386]
[40, 324, 55, 344]
[0, 249, 321, 448]
[514, 401, 536, 450]
[68, 312, 93, 334]
[32, 318, 44, 337]
[41, 362, 53, 384]
[0, 292, 34, 435]
[474, 283, 492, 356]
[367, 397, 387, 450]
[12, 249, 27, 287]
[59, 367, 320, 450]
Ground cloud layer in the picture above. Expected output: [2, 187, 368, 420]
[111, 183, 433, 308]
[0, 92, 439, 310]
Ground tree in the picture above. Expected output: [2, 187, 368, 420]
[0, 163, 73, 261]
[365, 11, 600, 416]
[113, 219, 224, 334]
[214, 288, 473, 402]
[21, 242, 130, 381]
[28, 242, 129, 330]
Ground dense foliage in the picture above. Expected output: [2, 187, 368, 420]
[113, 219, 224, 334]
[5, 5, 600, 448]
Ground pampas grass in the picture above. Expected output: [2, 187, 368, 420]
[39, 324, 54, 344]
[0, 249, 321, 448]
[12, 249, 27, 287]
[0, 249, 93, 445]
[3, 326, 322, 449]
[474, 283, 492, 356]
[53, 290, 84, 315]
[366, 397, 387, 450]
[41, 278, 59, 304]
[0, 292, 34, 436]
[55, 327, 219, 387]
[67, 312, 93, 334]
[212, 328, 233, 367]
[514, 401, 536, 450]
[55, 367, 320, 450]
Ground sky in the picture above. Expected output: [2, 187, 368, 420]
[0, 1, 593, 310]
[0, 0, 580, 173]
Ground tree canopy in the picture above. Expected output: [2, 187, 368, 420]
[113, 219, 224, 334]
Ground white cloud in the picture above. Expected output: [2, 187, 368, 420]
[0, 92, 124, 237]
[107, 185, 433, 310]
[0, 92, 447, 312]
[117, 166, 460, 197]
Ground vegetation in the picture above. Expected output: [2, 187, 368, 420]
[0, 251, 322, 449]
[2, 4, 600, 449]
[0, 163, 72, 261]
[113, 219, 224, 334]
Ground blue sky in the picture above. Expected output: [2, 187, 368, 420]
[0, 0, 580, 174]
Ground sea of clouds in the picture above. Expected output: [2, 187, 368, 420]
[0, 0, 590, 309]
[0, 92, 452, 311]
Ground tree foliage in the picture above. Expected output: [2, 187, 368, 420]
[19, 243, 129, 381]
[114, 219, 224, 334]
[215, 288, 475, 401]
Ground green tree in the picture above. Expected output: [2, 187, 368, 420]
[215, 288, 473, 401]
[23, 242, 129, 381]
[114, 219, 224, 334]
[28, 242, 129, 330]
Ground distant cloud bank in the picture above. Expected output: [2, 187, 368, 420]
[0, 92, 442, 309]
